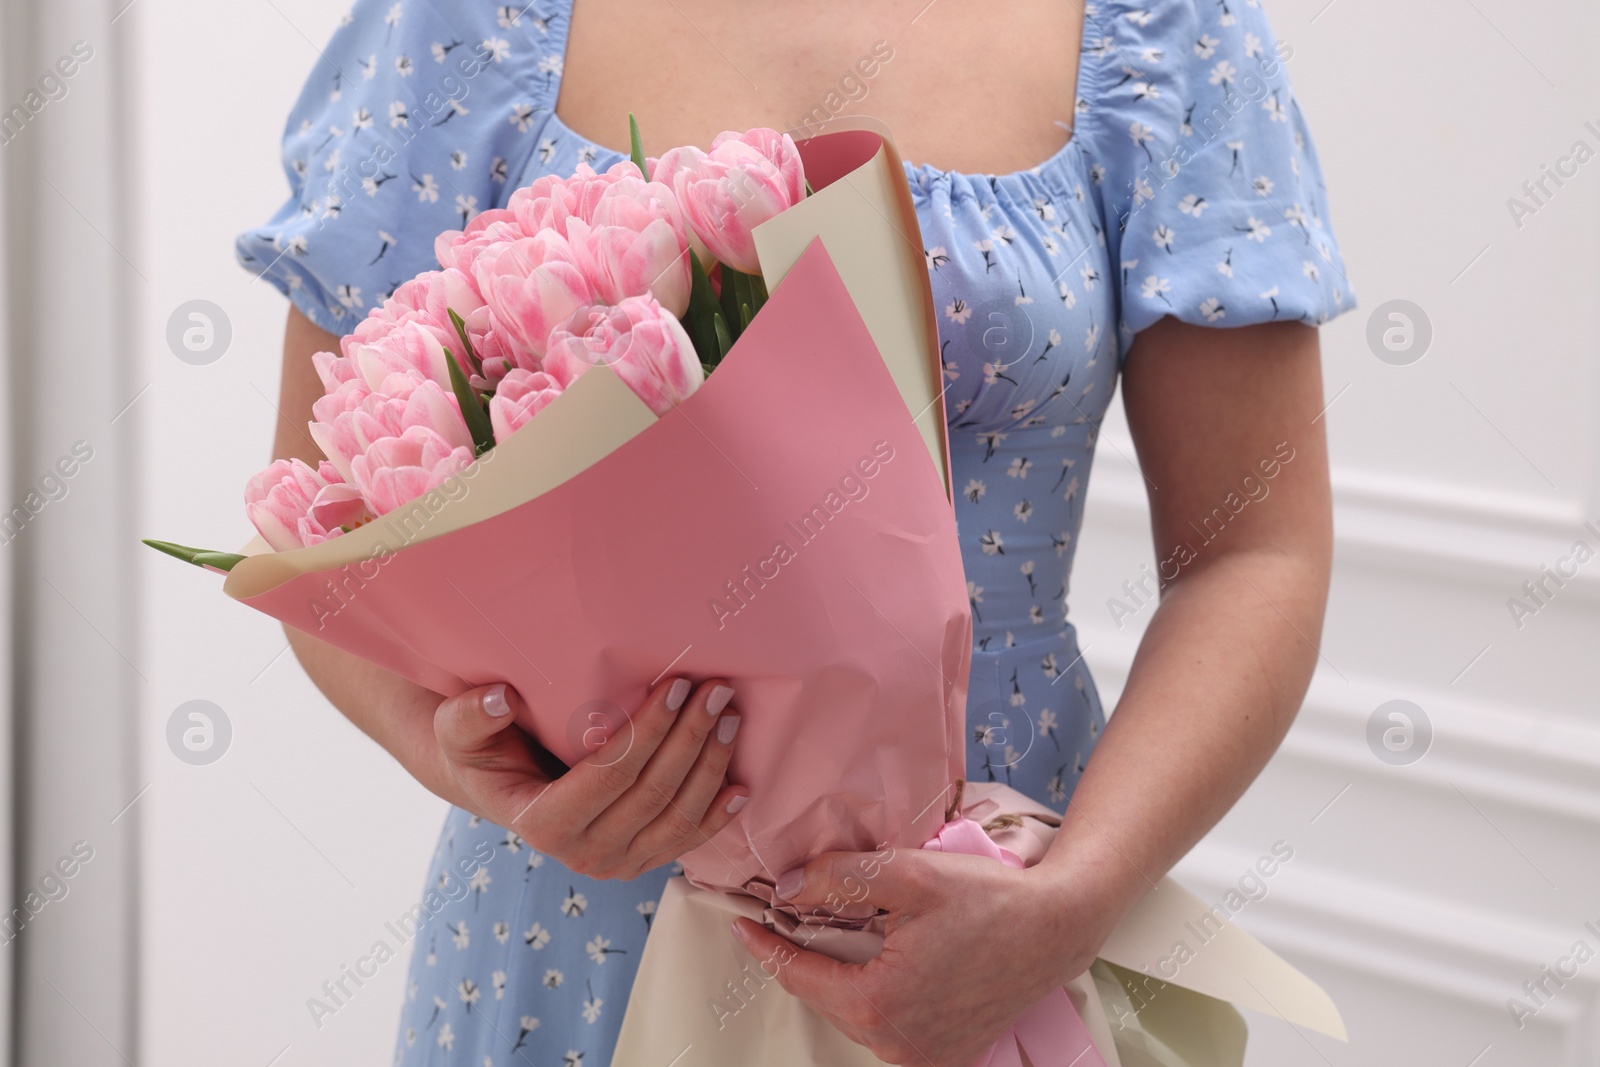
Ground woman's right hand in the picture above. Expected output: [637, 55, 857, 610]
[432, 676, 746, 880]
[274, 310, 744, 883]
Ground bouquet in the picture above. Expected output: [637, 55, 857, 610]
[149, 119, 968, 894]
[149, 119, 1343, 1067]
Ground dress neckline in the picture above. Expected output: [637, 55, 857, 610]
[537, 0, 1105, 193]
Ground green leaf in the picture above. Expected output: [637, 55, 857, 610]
[142, 539, 246, 572]
[805, 179, 815, 197]
[683, 249, 724, 365]
[739, 300, 753, 333]
[713, 311, 733, 361]
[629, 112, 648, 175]
[719, 264, 743, 338]
[448, 308, 483, 376]
[445, 345, 497, 456]
[688, 248, 717, 305]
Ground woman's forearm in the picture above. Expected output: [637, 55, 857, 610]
[1036, 543, 1326, 917]
[1032, 318, 1334, 934]
[271, 305, 459, 800]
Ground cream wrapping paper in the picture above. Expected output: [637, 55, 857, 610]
[611, 783, 1344, 1067]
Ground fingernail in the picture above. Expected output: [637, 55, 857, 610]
[706, 684, 735, 716]
[729, 919, 747, 942]
[775, 867, 804, 899]
[725, 793, 749, 815]
[483, 684, 511, 717]
[666, 678, 691, 711]
[717, 714, 741, 745]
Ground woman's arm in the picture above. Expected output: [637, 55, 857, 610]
[732, 318, 1332, 1065]
[270, 307, 749, 878]
[1032, 315, 1331, 913]
[271, 307, 464, 796]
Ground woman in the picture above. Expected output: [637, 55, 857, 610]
[240, 0, 1352, 1062]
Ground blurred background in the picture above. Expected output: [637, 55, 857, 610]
[0, 0, 1596, 1063]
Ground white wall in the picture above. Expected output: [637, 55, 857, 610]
[119, 1, 1600, 1067]
[1073, 1, 1600, 1064]
[132, 1, 448, 1065]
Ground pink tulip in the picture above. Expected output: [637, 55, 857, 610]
[350, 425, 476, 516]
[338, 269, 483, 391]
[349, 319, 456, 393]
[488, 368, 566, 440]
[312, 350, 361, 391]
[435, 214, 525, 279]
[463, 305, 525, 392]
[310, 373, 473, 485]
[353, 373, 473, 453]
[306, 481, 370, 533]
[356, 268, 480, 338]
[343, 269, 479, 357]
[508, 160, 646, 234]
[245, 458, 369, 551]
[435, 161, 647, 280]
[435, 163, 692, 358]
[653, 128, 806, 274]
[566, 174, 692, 315]
[473, 231, 597, 364]
[306, 378, 373, 483]
[543, 296, 703, 416]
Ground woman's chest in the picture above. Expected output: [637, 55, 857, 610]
[556, 0, 1084, 175]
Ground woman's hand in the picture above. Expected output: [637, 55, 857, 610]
[434, 676, 746, 880]
[730, 845, 1122, 1067]
[273, 310, 747, 882]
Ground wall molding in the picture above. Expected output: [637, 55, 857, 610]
[1174, 839, 1600, 1025]
[1087, 439, 1600, 599]
[1082, 642, 1600, 1058]
[1086, 644, 1600, 827]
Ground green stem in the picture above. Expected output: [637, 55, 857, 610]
[716, 267, 768, 339]
[719, 265, 744, 340]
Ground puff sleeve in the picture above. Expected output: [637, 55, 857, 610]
[1084, 0, 1355, 353]
[235, 0, 562, 334]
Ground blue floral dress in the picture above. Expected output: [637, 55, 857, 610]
[238, 1, 1353, 1062]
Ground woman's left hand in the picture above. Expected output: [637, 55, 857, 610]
[730, 845, 1122, 1067]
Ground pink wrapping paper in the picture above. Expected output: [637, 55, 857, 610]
[238, 238, 972, 894]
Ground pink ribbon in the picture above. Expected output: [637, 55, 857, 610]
[922, 817, 1107, 1067]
